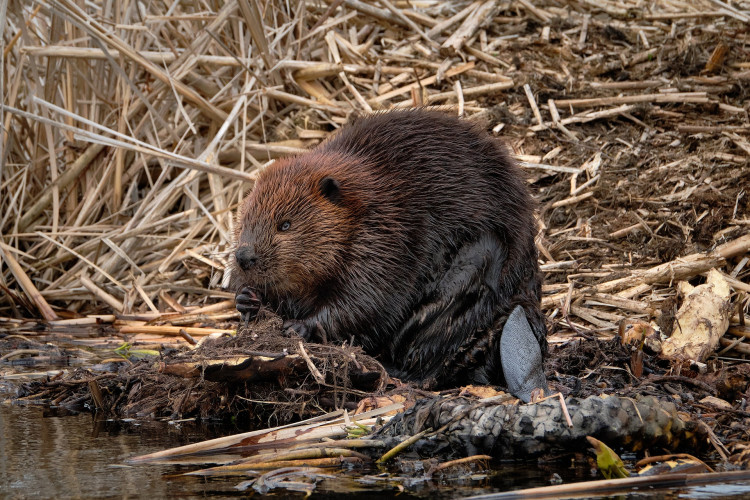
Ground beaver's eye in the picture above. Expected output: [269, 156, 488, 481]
[278, 221, 291, 232]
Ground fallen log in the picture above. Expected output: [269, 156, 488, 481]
[374, 394, 710, 458]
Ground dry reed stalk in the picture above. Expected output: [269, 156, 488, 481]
[117, 325, 235, 336]
[0, 241, 58, 320]
[129, 403, 400, 462]
[441, 1, 499, 53]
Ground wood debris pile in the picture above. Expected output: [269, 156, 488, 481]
[14, 313, 389, 423]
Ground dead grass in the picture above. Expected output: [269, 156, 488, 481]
[0, 1, 749, 357]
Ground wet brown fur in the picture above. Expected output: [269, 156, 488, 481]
[232, 110, 545, 388]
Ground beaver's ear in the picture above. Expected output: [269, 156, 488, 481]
[319, 177, 341, 203]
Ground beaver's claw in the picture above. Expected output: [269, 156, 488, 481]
[282, 319, 312, 341]
[236, 286, 261, 326]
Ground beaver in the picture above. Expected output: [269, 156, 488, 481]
[232, 110, 547, 401]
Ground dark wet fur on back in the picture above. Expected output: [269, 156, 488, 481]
[232, 110, 545, 388]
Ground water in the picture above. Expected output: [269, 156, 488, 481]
[3, 402, 750, 499]
[0, 402, 570, 498]
[0, 403, 246, 498]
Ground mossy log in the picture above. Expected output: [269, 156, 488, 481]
[374, 394, 710, 458]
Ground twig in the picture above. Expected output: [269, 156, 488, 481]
[555, 92, 708, 109]
[376, 429, 430, 463]
[441, 1, 499, 53]
[524, 84, 543, 126]
[298, 341, 326, 385]
[80, 274, 124, 313]
[0, 241, 58, 320]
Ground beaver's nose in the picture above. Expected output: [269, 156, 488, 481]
[235, 247, 257, 270]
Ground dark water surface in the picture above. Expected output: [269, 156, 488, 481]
[0, 400, 576, 499]
[0, 403, 242, 498]
[3, 401, 750, 499]
[0, 402, 556, 499]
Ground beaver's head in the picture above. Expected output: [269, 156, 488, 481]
[233, 152, 362, 301]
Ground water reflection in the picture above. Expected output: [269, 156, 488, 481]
[2, 402, 750, 499]
[0, 402, 560, 499]
[0, 404, 239, 498]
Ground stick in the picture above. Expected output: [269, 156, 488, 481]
[543, 234, 750, 308]
[377, 429, 430, 463]
[555, 92, 708, 109]
[80, 274, 124, 313]
[441, 1, 499, 53]
[427, 1, 479, 37]
[299, 341, 326, 384]
[484, 470, 750, 499]
[0, 242, 59, 321]
[372, 61, 475, 104]
[550, 192, 594, 208]
[340, 0, 409, 27]
[392, 80, 514, 108]
[118, 325, 236, 336]
[524, 84, 543, 126]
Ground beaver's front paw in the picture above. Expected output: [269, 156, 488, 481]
[282, 319, 312, 341]
[236, 286, 261, 325]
